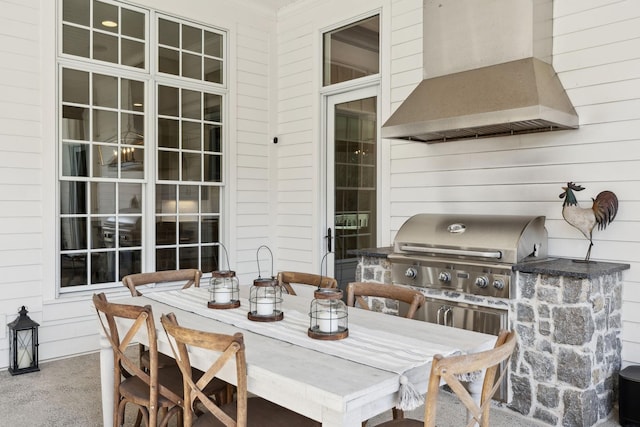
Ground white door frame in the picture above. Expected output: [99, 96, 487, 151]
[321, 83, 380, 280]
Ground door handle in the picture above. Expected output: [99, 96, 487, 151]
[327, 227, 332, 252]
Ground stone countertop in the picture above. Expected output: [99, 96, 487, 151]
[348, 246, 393, 258]
[513, 257, 630, 279]
[349, 247, 631, 280]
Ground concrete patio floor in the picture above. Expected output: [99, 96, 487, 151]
[0, 351, 621, 426]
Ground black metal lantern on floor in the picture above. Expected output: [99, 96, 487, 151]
[7, 306, 40, 375]
[248, 245, 284, 322]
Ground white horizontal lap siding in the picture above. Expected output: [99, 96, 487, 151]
[235, 23, 274, 281]
[0, 0, 45, 367]
[275, 14, 316, 270]
[388, 0, 640, 364]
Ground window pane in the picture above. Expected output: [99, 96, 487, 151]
[204, 31, 222, 57]
[182, 25, 202, 53]
[91, 252, 115, 283]
[93, 109, 117, 143]
[158, 85, 179, 116]
[61, 218, 87, 250]
[91, 182, 116, 214]
[156, 219, 176, 245]
[62, 142, 89, 176]
[159, 18, 179, 47]
[204, 93, 221, 122]
[182, 152, 201, 181]
[61, 254, 87, 286]
[179, 247, 198, 269]
[201, 217, 219, 243]
[93, 32, 118, 63]
[62, 106, 89, 140]
[179, 218, 198, 244]
[182, 52, 202, 80]
[156, 184, 176, 213]
[204, 154, 221, 182]
[121, 9, 144, 39]
[122, 39, 145, 68]
[158, 150, 179, 180]
[158, 47, 179, 75]
[120, 147, 144, 179]
[204, 58, 222, 84]
[158, 118, 179, 148]
[121, 79, 144, 112]
[63, 0, 90, 26]
[156, 248, 176, 270]
[93, 0, 118, 34]
[60, 181, 88, 214]
[119, 250, 141, 279]
[201, 245, 219, 274]
[63, 25, 90, 57]
[179, 186, 198, 212]
[182, 121, 201, 151]
[201, 187, 219, 213]
[323, 15, 379, 86]
[204, 124, 221, 152]
[93, 74, 117, 108]
[119, 183, 142, 212]
[121, 113, 144, 144]
[182, 89, 201, 119]
[91, 218, 108, 249]
[63, 69, 89, 104]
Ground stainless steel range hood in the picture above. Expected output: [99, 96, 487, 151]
[381, 0, 578, 143]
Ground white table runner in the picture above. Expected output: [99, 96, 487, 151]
[147, 287, 459, 376]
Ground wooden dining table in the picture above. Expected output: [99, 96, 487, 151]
[97, 285, 496, 427]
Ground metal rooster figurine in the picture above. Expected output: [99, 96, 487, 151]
[559, 182, 618, 262]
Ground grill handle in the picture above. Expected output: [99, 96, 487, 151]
[399, 245, 502, 259]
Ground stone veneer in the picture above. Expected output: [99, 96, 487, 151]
[352, 248, 630, 427]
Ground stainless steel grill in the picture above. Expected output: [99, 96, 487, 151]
[390, 213, 548, 402]
[390, 213, 548, 298]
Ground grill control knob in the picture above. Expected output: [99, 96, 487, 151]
[405, 267, 418, 279]
[474, 276, 489, 288]
[438, 271, 452, 283]
[493, 279, 505, 290]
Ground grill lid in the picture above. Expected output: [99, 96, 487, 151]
[393, 214, 547, 264]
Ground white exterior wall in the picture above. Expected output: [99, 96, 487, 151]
[0, 0, 637, 369]
[276, 0, 640, 366]
[0, 0, 279, 367]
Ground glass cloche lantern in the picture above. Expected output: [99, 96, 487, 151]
[248, 245, 284, 322]
[208, 270, 240, 309]
[308, 288, 348, 340]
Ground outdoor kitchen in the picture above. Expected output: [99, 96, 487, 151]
[351, 213, 630, 426]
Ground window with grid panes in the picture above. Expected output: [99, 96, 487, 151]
[58, 0, 226, 290]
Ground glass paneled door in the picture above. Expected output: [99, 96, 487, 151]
[325, 87, 378, 290]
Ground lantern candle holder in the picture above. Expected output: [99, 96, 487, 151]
[248, 277, 283, 321]
[7, 306, 40, 375]
[208, 270, 241, 309]
[248, 245, 283, 321]
[308, 288, 348, 340]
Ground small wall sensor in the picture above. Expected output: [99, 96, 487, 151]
[273, 137, 278, 144]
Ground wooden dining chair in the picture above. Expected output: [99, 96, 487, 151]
[121, 269, 203, 373]
[346, 282, 425, 320]
[122, 269, 203, 297]
[347, 282, 425, 425]
[161, 312, 320, 427]
[93, 293, 183, 427]
[277, 271, 338, 296]
[122, 269, 234, 407]
[376, 330, 517, 427]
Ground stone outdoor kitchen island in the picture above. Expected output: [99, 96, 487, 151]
[510, 258, 629, 426]
[352, 250, 630, 427]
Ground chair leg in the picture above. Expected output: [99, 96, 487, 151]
[392, 408, 404, 419]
